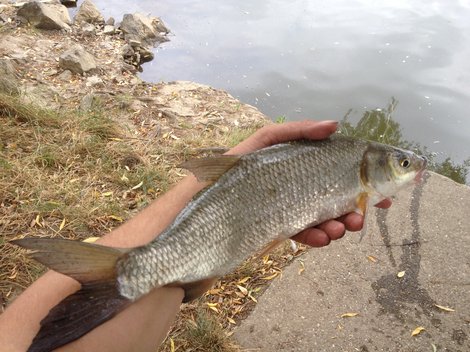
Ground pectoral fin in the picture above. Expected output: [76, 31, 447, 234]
[355, 192, 369, 216]
[355, 192, 370, 242]
[178, 155, 241, 182]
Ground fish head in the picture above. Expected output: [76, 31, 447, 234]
[362, 144, 427, 198]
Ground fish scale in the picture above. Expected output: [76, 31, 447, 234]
[117, 137, 377, 300]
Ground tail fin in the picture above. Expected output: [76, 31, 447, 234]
[12, 238, 131, 352]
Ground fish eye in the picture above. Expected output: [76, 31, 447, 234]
[400, 158, 410, 168]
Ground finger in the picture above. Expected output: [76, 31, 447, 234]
[316, 220, 346, 240]
[228, 120, 338, 155]
[292, 227, 331, 247]
[336, 212, 364, 232]
[258, 120, 339, 146]
[374, 198, 392, 208]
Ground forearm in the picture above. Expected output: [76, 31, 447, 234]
[0, 175, 206, 351]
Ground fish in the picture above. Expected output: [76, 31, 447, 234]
[12, 134, 427, 352]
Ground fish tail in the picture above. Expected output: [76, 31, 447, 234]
[11, 238, 131, 352]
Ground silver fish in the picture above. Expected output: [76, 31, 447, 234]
[13, 134, 426, 352]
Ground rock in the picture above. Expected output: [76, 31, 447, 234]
[121, 44, 134, 60]
[105, 16, 114, 26]
[85, 75, 103, 87]
[17, 1, 71, 30]
[119, 13, 169, 48]
[0, 13, 10, 24]
[137, 46, 154, 63]
[60, 0, 77, 7]
[120, 62, 137, 74]
[59, 45, 97, 74]
[0, 58, 17, 77]
[129, 99, 144, 112]
[80, 22, 95, 36]
[74, 0, 104, 24]
[103, 24, 114, 35]
[0, 58, 20, 95]
[57, 69, 72, 81]
[9, 52, 29, 64]
[80, 92, 95, 111]
[128, 39, 141, 48]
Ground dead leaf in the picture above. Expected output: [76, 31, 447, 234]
[8, 269, 17, 279]
[227, 317, 236, 324]
[237, 285, 248, 296]
[411, 326, 425, 336]
[397, 271, 405, 278]
[237, 277, 251, 284]
[170, 337, 175, 352]
[207, 288, 221, 295]
[108, 215, 123, 222]
[261, 272, 279, 280]
[341, 312, 359, 318]
[298, 260, 305, 275]
[59, 218, 66, 231]
[367, 255, 378, 263]
[35, 214, 42, 227]
[131, 181, 143, 190]
[209, 306, 219, 313]
[102, 191, 113, 197]
[434, 304, 455, 312]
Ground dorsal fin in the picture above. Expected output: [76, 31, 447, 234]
[178, 155, 241, 182]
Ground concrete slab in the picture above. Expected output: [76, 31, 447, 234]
[234, 172, 470, 352]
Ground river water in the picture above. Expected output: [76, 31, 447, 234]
[76, 0, 469, 166]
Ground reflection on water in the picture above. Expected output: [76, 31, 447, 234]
[74, 0, 469, 179]
[339, 99, 469, 184]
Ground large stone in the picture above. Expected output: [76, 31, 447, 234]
[59, 45, 96, 74]
[74, 0, 104, 24]
[0, 58, 20, 95]
[119, 13, 169, 47]
[17, 1, 71, 30]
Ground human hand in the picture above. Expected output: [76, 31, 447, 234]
[227, 120, 391, 247]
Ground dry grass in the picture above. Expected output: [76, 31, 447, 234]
[0, 92, 290, 351]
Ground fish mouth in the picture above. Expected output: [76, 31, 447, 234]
[414, 156, 428, 183]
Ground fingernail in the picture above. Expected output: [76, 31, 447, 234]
[318, 120, 338, 126]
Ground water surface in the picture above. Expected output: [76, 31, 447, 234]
[81, 0, 470, 165]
